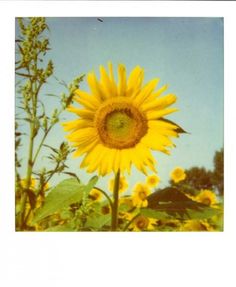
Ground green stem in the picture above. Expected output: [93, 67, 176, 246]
[123, 212, 140, 231]
[32, 129, 49, 164]
[111, 170, 120, 231]
[93, 186, 113, 210]
[19, 122, 34, 228]
[32, 108, 63, 165]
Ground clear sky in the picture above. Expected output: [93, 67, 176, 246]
[16, 17, 224, 191]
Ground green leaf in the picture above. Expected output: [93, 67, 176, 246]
[44, 223, 76, 232]
[140, 208, 171, 219]
[85, 214, 111, 230]
[32, 177, 98, 224]
[186, 207, 222, 220]
[63, 172, 80, 183]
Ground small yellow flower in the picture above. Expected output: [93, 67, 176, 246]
[89, 188, 103, 201]
[119, 196, 134, 210]
[170, 167, 186, 183]
[109, 175, 128, 193]
[132, 183, 151, 208]
[180, 220, 214, 231]
[146, 174, 160, 187]
[194, 189, 217, 206]
[118, 211, 134, 222]
[131, 215, 156, 231]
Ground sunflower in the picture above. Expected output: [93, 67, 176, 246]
[180, 220, 214, 232]
[89, 188, 103, 201]
[132, 183, 151, 208]
[146, 174, 160, 187]
[131, 215, 157, 231]
[119, 196, 134, 210]
[63, 63, 180, 176]
[194, 189, 217, 206]
[101, 204, 111, 215]
[170, 167, 186, 183]
[108, 175, 128, 193]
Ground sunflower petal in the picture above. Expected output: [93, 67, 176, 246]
[99, 65, 115, 99]
[67, 106, 95, 120]
[74, 89, 100, 107]
[87, 72, 105, 101]
[108, 62, 118, 96]
[133, 79, 159, 106]
[142, 94, 177, 112]
[118, 64, 127, 97]
[127, 66, 144, 91]
[146, 108, 179, 120]
[62, 119, 93, 132]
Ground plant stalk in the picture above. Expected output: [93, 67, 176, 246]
[19, 122, 34, 228]
[111, 170, 120, 231]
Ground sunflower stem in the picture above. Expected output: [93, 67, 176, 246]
[111, 170, 120, 231]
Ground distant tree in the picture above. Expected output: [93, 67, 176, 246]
[170, 167, 214, 195]
[169, 149, 224, 196]
[212, 148, 224, 195]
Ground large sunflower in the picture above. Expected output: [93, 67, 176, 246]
[63, 63, 180, 176]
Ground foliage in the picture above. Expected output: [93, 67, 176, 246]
[15, 17, 84, 230]
[212, 148, 224, 195]
[170, 149, 224, 196]
[172, 167, 214, 192]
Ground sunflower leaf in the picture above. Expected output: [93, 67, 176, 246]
[32, 177, 98, 224]
[44, 222, 77, 232]
[186, 207, 222, 220]
[147, 187, 210, 219]
[140, 208, 171, 219]
[85, 214, 111, 230]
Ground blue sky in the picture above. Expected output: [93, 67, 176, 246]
[16, 17, 224, 191]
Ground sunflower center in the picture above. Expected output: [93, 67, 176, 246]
[136, 216, 149, 229]
[95, 98, 148, 149]
[202, 198, 211, 206]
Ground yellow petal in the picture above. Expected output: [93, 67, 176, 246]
[120, 149, 132, 174]
[146, 108, 179, 120]
[141, 94, 177, 112]
[73, 139, 99, 158]
[148, 120, 178, 137]
[62, 119, 93, 132]
[67, 127, 97, 143]
[87, 72, 105, 101]
[74, 89, 100, 107]
[108, 62, 118, 96]
[118, 64, 127, 97]
[113, 149, 121, 173]
[99, 65, 114, 99]
[153, 84, 169, 97]
[141, 128, 174, 153]
[67, 106, 95, 120]
[133, 79, 159, 106]
[127, 66, 144, 93]
[97, 146, 114, 175]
